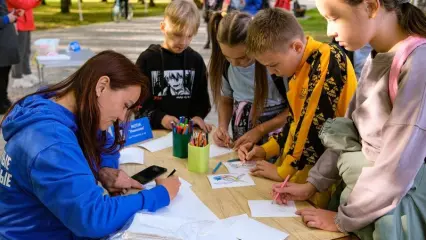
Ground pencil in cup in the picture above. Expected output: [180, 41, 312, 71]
[189, 131, 208, 147]
[171, 117, 192, 135]
[188, 142, 210, 173]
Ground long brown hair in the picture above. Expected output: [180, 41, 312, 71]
[208, 11, 269, 125]
[344, 0, 426, 37]
[1, 50, 149, 178]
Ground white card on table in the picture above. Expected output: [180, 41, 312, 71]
[119, 147, 144, 165]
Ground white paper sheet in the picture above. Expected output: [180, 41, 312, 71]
[196, 214, 289, 240]
[144, 177, 192, 190]
[209, 144, 234, 158]
[223, 161, 256, 174]
[226, 214, 289, 240]
[248, 200, 298, 218]
[125, 214, 187, 239]
[122, 214, 289, 240]
[143, 178, 218, 221]
[138, 132, 173, 152]
[207, 173, 255, 189]
[118, 147, 144, 165]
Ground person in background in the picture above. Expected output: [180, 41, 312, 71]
[204, 0, 226, 49]
[7, 0, 41, 88]
[221, 0, 245, 13]
[275, 0, 291, 11]
[353, 44, 373, 80]
[0, 1, 20, 114]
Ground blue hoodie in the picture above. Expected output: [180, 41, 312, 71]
[0, 94, 170, 239]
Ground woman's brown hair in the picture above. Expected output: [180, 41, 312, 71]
[345, 0, 426, 37]
[1, 50, 149, 178]
[208, 11, 269, 125]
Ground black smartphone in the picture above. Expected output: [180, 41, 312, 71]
[131, 165, 167, 185]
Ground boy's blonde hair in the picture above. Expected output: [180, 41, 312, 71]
[164, 0, 201, 36]
[246, 8, 304, 55]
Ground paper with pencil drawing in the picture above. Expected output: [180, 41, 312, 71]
[223, 161, 256, 174]
[248, 200, 298, 218]
[207, 173, 255, 189]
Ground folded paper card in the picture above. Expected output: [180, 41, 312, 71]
[118, 147, 144, 165]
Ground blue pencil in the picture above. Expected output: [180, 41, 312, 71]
[212, 162, 222, 174]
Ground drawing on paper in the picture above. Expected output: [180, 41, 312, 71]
[223, 161, 256, 174]
[208, 173, 255, 189]
[228, 162, 255, 169]
[213, 174, 246, 184]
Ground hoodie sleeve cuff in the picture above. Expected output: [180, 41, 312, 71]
[139, 185, 170, 212]
[152, 111, 167, 129]
[261, 138, 280, 160]
[3, 16, 10, 25]
[100, 155, 119, 169]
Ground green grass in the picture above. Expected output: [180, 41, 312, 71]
[297, 9, 329, 42]
[34, 0, 168, 30]
[34, 1, 329, 40]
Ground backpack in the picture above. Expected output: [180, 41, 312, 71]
[389, 36, 426, 105]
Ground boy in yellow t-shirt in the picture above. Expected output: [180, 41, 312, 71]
[238, 8, 357, 207]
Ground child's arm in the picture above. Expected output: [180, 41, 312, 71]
[218, 96, 233, 130]
[234, 108, 289, 148]
[189, 60, 211, 120]
[261, 128, 288, 160]
[1, 12, 15, 29]
[306, 149, 341, 192]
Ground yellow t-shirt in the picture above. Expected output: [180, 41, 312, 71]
[262, 36, 357, 207]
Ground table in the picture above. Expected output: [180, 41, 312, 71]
[121, 130, 349, 240]
[35, 49, 95, 83]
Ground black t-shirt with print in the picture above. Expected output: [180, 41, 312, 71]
[136, 44, 211, 129]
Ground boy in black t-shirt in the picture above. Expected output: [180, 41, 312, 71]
[136, 0, 212, 132]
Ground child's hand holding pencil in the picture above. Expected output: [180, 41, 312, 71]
[271, 181, 317, 205]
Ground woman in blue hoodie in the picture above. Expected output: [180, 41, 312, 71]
[0, 50, 181, 239]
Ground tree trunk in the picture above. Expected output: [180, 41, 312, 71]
[61, 0, 70, 13]
[139, 0, 145, 4]
[102, 0, 107, 2]
[149, 0, 155, 7]
[42, 0, 46, 5]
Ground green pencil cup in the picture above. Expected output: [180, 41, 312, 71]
[173, 132, 191, 158]
[188, 144, 210, 173]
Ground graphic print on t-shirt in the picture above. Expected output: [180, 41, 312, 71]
[151, 70, 195, 97]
